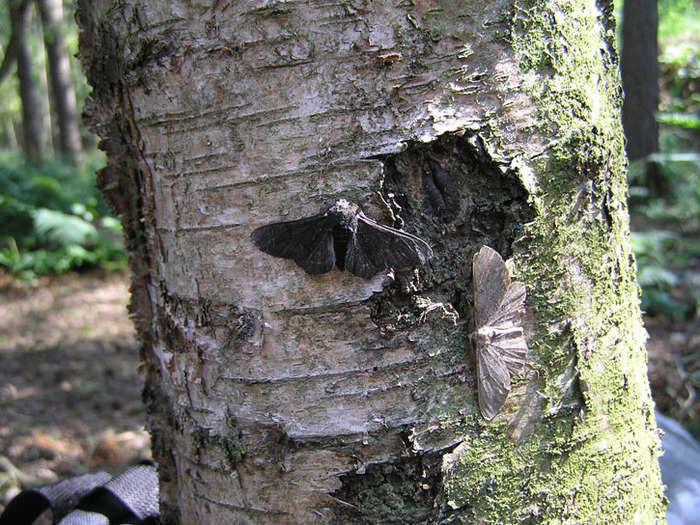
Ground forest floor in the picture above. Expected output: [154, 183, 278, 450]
[0, 271, 149, 505]
[0, 269, 698, 507]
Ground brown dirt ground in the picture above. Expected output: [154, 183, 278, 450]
[0, 270, 697, 510]
[0, 270, 149, 507]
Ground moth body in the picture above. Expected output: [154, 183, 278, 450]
[325, 200, 359, 271]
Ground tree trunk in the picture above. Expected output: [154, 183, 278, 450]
[0, 0, 26, 83]
[35, 14, 54, 157]
[12, 0, 42, 161]
[621, 0, 664, 194]
[77, 1, 666, 523]
[38, 0, 83, 164]
[4, 120, 19, 150]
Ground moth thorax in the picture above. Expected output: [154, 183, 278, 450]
[329, 199, 359, 219]
[476, 327, 493, 341]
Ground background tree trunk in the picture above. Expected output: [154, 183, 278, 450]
[621, 0, 664, 194]
[35, 16, 54, 157]
[77, 1, 666, 523]
[0, 0, 28, 83]
[11, 0, 41, 161]
[38, 0, 82, 164]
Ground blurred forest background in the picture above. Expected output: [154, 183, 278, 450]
[0, 0, 698, 507]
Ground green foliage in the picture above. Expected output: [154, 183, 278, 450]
[0, 151, 126, 279]
[658, 0, 699, 114]
[629, 158, 700, 320]
[658, 0, 700, 52]
[620, 0, 700, 322]
[658, 113, 700, 130]
[630, 230, 695, 320]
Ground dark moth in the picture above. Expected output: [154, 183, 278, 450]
[251, 199, 432, 279]
[472, 245, 528, 420]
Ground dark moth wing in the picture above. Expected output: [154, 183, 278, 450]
[250, 214, 336, 275]
[476, 341, 511, 421]
[251, 201, 432, 279]
[344, 214, 433, 279]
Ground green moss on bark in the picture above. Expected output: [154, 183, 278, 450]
[442, 0, 665, 522]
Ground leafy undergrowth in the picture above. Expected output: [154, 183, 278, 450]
[0, 152, 126, 280]
[629, 156, 700, 324]
[630, 153, 700, 438]
[627, 0, 700, 436]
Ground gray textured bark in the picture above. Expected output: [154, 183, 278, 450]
[77, 1, 666, 523]
[38, 0, 82, 164]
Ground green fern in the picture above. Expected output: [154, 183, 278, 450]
[0, 152, 126, 279]
[32, 208, 98, 247]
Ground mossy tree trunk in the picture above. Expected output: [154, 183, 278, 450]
[77, 1, 665, 523]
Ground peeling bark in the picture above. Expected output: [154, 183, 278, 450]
[77, 1, 665, 523]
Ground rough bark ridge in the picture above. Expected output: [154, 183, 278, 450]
[77, 0, 665, 523]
